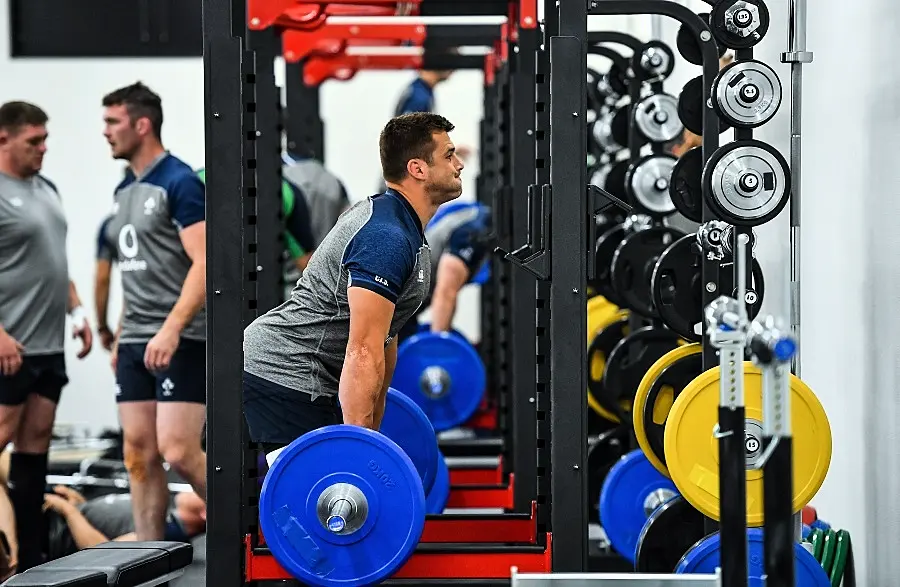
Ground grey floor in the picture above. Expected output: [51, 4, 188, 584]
[171, 535, 206, 587]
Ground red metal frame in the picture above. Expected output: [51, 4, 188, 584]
[245, 533, 552, 581]
[421, 502, 538, 544]
[464, 397, 498, 430]
[449, 456, 503, 485]
[282, 20, 426, 61]
[302, 53, 424, 83]
[248, 0, 419, 31]
[446, 474, 515, 509]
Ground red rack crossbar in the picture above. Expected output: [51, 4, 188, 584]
[421, 502, 539, 543]
[302, 53, 424, 83]
[248, 1, 419, 31]
[447, 474, 515, 509]
[282, 21, 426, 61]
[245, 533, 552, 581]
[449, 458, 503, 485]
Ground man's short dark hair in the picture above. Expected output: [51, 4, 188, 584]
[102, 82, 164, 139]
[380, 112, 455, 183]
[0, 101, 48, 135]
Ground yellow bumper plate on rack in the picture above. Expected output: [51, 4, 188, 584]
[633, 343, 702, 478]
[587, 310, 630, 423]
[663, 363, 832, 526]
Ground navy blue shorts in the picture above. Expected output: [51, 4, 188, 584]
[115, 339, 206, 404]
[0, 353, 68, 406]
[242, 371, 341, 450]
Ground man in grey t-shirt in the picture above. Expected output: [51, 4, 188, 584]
[243, 113, 465, 454]
[0, 101, 94, 572]
[101, 83, 207, 542]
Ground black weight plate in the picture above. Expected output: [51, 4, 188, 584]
[642, 354, 703, 472]
[603, 160, 630, 208]
[610, 105, 650, 151]
[600, 327, 682, 422]
[587, 66, 605, 114]
[610, 226, 686, 318]
[632, 40, 675, 81]
[635, 495, 708, 573]
[587, 316, 630, 410]
[669, 147, 704, 223]
[606, 61, 629, 98]
[588, 425, 630, 522]
[710, 0, 770, 50]
[718, 255, 766, 320]
[676, 12, 726, 66]
[594, 225, 628, 307]
[650, 235, 703, 342]
[677, 75, 732, 137]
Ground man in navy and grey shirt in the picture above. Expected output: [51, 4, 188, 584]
[100, 83, 207, 542]
[243, 112, 465, 456]
[0, 101, 94, 571]
[398, 201, 493, 342]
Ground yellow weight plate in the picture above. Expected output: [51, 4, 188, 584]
[663, 364, 832, 526]
[587, 296, 614, 339]
[633, 343, 702, 478]
[586, 307, 629, 423]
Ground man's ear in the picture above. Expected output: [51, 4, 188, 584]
[134, 117, 152, 137]
[0, 130, 9, 147]
[406, 158, 427, 180]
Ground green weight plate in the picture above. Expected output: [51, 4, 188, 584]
[808, 528, 825, 563]
[820, 529, 837, 577]
[830, 530, 851, 587]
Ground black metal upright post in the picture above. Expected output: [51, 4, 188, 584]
[284, 61, 325, 160]
[203, 0, 254, 585]
[509, 25, 540, 513]
[549, 0, 588, 570]
[249, 28, 284, 313]
[478, 74, 498, 381]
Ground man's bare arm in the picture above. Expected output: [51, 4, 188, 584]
[429, 254, 471, 332]
[163, 222, 206, 334]
[339, 288, 394, 429]
[94, 260, 112, 331]
[59, 505, 110, 549]
[374, 338, 398, 429]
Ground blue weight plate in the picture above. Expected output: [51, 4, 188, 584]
[380, 388, 439, 495]
[260, 425, 425, 587]
[416, 323, 467, 342]
[675, 528, 830, 587]
[470, 260, 491, 284]
[425, 452, 450, 514]
[599, 449, 679, 563]
[392, 332, 486, 432]
[428, 201, 475, 228]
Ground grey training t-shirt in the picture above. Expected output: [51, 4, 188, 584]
[282, 158, 349, 248]
[104, 153, 206, 343]
[0, 172, 69, 354]
[244, 189, 432, 398]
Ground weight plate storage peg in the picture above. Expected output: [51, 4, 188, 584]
[604, 159, 631, 202]
[611, 226, 686, 318]
[703, 139, 791, 226]
[712, 59, 782, 128]
[587, 425, 630, 521]
[259, 425, 426, 587]
[587, 313, 631, 422]
[676, 528, 830, 587]
[633, 94, 683, 144]
[668, 147, 703, 223]
[379, 388, 440, 496]
[664, 364, 833, 525]
[599, 450, 679, 564]
[392, 332, 486, 432]
[709, 0, 771, 50]
[632, 40, 675, 81]
[632, 344, 703, 477]
[425, 451, 450, 514]
[634, 495, 706, 573]
[625, 154, 678, 218]
[676, 12, 726, 66]
[678, 75, 732, 137]
[600, 327, 683, 421]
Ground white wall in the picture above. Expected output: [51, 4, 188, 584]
[0, 0, 483, 432]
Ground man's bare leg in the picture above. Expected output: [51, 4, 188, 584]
[119, 401, 168, 540]
[157, 403, 207, 501]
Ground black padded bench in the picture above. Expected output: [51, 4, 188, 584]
[2, 541, 193, 587]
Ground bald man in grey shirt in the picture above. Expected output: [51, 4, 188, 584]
[0, 101, 93, 572]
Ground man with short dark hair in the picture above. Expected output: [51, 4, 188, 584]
[243, 112, 465, 459]
[0, 100, 93, 571]
[100, 82, 207, 541]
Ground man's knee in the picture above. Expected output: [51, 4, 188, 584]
[158, 436, 202, 477]
[123, 437, 162, 483]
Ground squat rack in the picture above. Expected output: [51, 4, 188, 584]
[203, 1, 566, 585]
